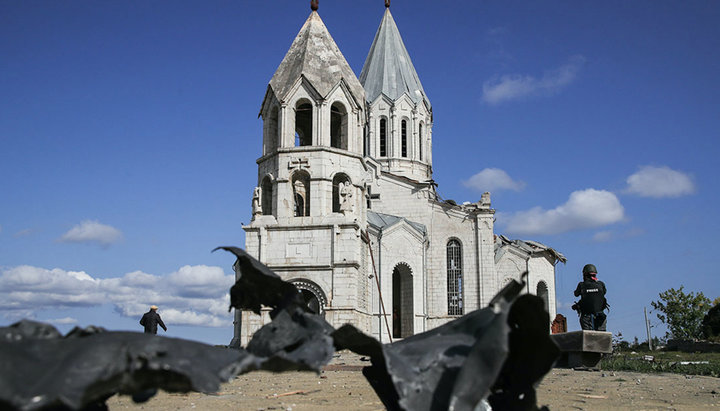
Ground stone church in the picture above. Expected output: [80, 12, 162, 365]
[232, 4, 565, 346]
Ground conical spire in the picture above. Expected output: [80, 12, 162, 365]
[268, 11, 364, 104]
[359, 8, 430, 109]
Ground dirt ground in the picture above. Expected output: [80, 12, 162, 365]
[107, 351, 720, 410]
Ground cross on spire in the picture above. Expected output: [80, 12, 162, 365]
[311, 0, 318, 11]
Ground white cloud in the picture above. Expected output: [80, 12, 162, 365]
[0, 264, 235, 328]
[59, 220, 123, 246]
[482, 55, 586, 104]
[462, 168, 526, 192]
[500, 188, 625, 235]
[167, 265, 230, 298]
[1, 266, 100, 295]
[624, 166, 696, 198]
[160, 309, 228, 327]
[119, 270, 160, 287]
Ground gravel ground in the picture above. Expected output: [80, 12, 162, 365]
[106, 351, 720, 410]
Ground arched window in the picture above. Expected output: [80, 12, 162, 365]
[292, 171, 310, 217]
[418, 123, 423, 161]
[266, 106, 279, 154]
[537, 281, 549, 313]
[332, 173, 351, 213]
[401, 120, 407, 158]
[261, 176, 273, 216]
[295, 101, 313, 147]
[447, 239, 463, 315]
[379, 118, 387, 157]
[330, 102, 348, 150]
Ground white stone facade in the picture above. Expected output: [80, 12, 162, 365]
[231, 8, 564, 346]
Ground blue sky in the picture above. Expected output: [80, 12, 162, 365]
[1, 1, 718, 345]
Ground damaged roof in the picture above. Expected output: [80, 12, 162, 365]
[359, 8, 431, 109]
[367, 210, 427, 236]
[268, 11, 365, 103]
[495, 235, 567, 264]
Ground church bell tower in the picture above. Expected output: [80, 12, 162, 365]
[359, 2, 433, 181]
[237, 3, 373, 345]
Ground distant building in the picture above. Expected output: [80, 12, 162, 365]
[233, 5, 565, 346]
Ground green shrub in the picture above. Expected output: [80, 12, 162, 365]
[703, 303, 720, 340]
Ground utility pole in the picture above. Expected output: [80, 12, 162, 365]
[644, 307, 653, 351]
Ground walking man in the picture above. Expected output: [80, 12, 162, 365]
[140, 305, 167, 334]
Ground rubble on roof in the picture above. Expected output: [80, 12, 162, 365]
[495, 235, 567, 264]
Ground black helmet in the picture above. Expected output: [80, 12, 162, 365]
[582, 264, 597, 275]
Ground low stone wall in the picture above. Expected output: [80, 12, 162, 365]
[550, 330, 612, 369]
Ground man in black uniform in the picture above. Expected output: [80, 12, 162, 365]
[139, 305, 167, 334]
[573, 264, 608, 331]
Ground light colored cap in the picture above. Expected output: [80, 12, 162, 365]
[150, 305, 158, 310]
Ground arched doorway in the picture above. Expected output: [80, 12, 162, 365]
[392, 263, 413, 338]
[291, 279, 327, 317]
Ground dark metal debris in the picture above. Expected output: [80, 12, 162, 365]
[0, 321, 249, 410]
[218, 246, 337, 372]
[332, 279, 524, 411]
[245, 309, 335, 372]
[214, 246, 310, 318]
[488, 294, 560, 410]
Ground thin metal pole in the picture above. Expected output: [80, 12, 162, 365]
[644, 307, 653, 351]
[365, 231, 393, 344]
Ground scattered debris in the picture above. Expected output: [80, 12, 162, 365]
[266, 390, 312, 399]
[578, 394, 608, 399]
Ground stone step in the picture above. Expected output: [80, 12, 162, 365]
[550, 330, 612, 369]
